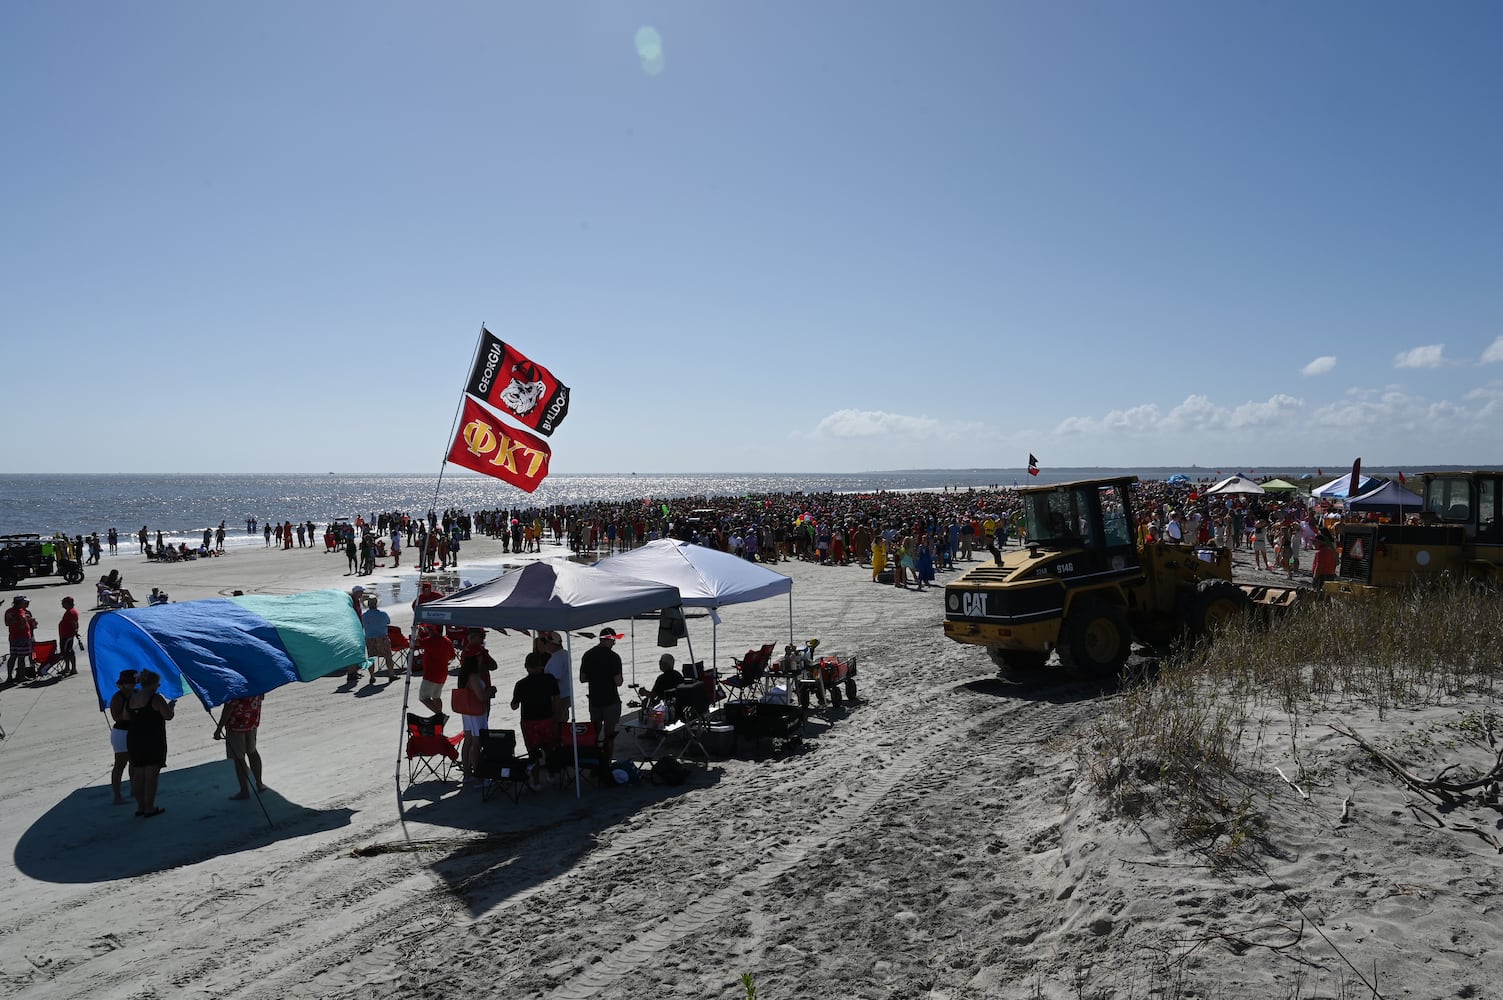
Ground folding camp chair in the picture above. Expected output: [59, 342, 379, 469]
[405, 712, 463, 784]
[475, 729, 532, 802]
[388, 625, 411, 673]
[723, 646, 771, 698]
[550, 721, 603, 787]
[30, 640, 60, 677]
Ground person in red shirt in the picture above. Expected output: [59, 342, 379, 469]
[1311, 533, 1339, 589]
[6, 595, 37, 683]
[412, 579, 445, 611]
[57, 596, 80, 676]
[416, 626, 454, 716]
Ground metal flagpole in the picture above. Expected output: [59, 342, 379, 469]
[399, 322, 489, 823]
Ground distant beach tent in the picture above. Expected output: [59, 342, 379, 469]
[1166, 474, 1192, 485]
[1311, 475, 1381, 500]
[87, 589, 366, 711]
[1259, 478, 1303, 493]
[592, 538, 795, 672]
[1205, 475, 1265, 496]
[1347, 480, 1425, 515]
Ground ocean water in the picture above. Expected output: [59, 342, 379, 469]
[0, 466, 1415, 548]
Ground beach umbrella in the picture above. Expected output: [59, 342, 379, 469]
[87, 589, 367, 710]
[1167, 474, 1191, 485]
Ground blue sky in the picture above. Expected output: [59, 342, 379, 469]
[4, 2, 1501, 475]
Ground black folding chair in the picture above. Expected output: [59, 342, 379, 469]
[475, 729, 531, 803]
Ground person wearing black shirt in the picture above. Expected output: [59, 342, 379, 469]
[649, 653, 686, 703]
[579, 627, 625, 777]
[511, 651, 561, 774]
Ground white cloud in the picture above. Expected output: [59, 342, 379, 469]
[1479, 336, 1503, 365]
[1393, 344, 1449, 368]
[807, 408, 977, 440]
[1055, 394, 1304, 436]
[1301, 356, 1337, 376]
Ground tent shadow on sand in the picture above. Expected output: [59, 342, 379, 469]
[14, 760, 356, 883]
[389, 767, 724, 918]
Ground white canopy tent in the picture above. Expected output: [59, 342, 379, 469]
[1312, 474, 1381, 499]
[410, 559, 688, 797]
[1205, 475, 1265, 496]
[592, 539, 794, 677]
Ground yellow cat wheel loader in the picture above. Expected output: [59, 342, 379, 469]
[942, 477, 1302, 676]
[1324, 470, 1503, 595]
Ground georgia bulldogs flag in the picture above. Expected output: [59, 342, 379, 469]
[447, 396, 552, 493]
[464, 328, 571, 437]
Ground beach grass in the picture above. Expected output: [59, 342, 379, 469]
[1082, 579, 1503, 858]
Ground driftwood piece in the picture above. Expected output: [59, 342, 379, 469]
[1330, 720, 1503, 807]
[1274, 765, 1311, 801]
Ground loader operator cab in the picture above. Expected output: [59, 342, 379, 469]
[1022, 479, 1138, 563]
[1424, 472, 1502, 547]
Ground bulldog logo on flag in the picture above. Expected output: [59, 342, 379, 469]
[465, 328, 571, 436]
[447, 397, 552, 493]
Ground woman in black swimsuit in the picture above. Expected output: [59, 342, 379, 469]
[125, 669, 175, 817]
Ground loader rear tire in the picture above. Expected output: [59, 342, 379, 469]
[1057, 601, 1131, 677]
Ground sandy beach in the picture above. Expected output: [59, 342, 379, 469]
[1, 535, 1500, 999]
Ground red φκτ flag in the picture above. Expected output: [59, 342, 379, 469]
[1398, 470, 1406, 485]
[1027, 453, 1040, 476]
[464, 328, 571, 437]
[446, 397, 552, 493]
[1347, 457, 1362, 499]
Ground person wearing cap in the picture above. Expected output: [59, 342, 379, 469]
[108, 670, 139, 805]
[5, 595, 37, 684]
[412, 578, 445, 611]
[57, 596, 80, 676]
[579, 627, 625, 780]
[362, 594, 394, 684]
[538, 631, 572, 726]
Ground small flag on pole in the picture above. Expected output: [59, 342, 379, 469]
[1027, 454, 1040, 477]
[1398, 471, 1406, 486]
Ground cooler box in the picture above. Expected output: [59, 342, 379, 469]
[707, 723, 736, 757]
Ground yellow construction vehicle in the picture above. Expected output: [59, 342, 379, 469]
[1325, 469, 1503, 595]
[942, 476, 1302, 675]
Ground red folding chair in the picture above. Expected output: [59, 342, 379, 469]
[405, 713, 463, 784]
[388, 626, 411, 673]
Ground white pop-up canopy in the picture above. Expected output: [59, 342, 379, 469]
[1312, 474, 1380, 499]
[410, 560, 688, 797]
[1204, 475, 1265, 496]
[593, 539, 794, 673]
